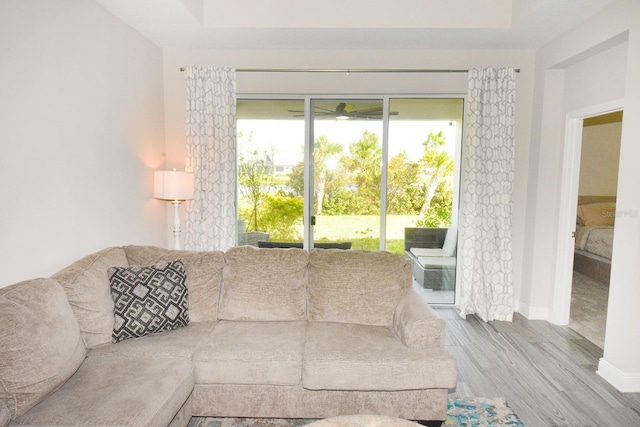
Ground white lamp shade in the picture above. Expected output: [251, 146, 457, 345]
[154, 170, 195, 201]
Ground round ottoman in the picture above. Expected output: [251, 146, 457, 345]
[305, 415, 422, 427]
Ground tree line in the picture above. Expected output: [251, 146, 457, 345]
[239, 130, 454, 240]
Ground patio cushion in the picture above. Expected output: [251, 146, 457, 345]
[410, 247, 447, 257]
[417, 256, 456, 269]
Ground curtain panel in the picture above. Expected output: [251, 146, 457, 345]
[458, 67, 516, 322]
[183, 67, 237, 251]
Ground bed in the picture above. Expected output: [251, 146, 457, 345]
[574, 198, 616, 284]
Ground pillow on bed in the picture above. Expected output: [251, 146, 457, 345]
[577, 202, 616, 226]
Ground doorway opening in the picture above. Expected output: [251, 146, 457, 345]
[553, 100, 623, 349]
[569, 111, 622, 348]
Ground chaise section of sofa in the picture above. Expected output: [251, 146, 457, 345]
[0, 275, 196, 427]
[10, 357, 194, 427]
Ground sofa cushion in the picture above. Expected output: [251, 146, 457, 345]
[220, 246, 308, 321]
[123, 245, 225, 322]
[108, 259, 190, 343]
[195, 320, 305, 386]
[51, 246, 129, 348]
[303, 322, 456, 391]
[11, 357, 194, 427]
[88, 320, 217, 359]
[308, 250, 410, 326]
[0, 278, 86, 420]
[0, 401, 9, 427]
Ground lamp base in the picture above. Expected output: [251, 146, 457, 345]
[171, 200, 183, 250]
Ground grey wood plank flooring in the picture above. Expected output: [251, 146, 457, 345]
[434, 307, 640, 426]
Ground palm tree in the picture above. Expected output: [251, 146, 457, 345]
[419, 131, 454, 216]
[313, 136, 343, 215]
[343, 131, 382, 210]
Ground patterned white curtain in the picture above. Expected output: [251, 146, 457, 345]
[183, 67, 237, 251]
[458, 67, 516, 322]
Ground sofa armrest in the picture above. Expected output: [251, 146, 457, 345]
[393, 290, 445, 348]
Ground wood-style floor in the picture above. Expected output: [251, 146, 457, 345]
[435, 307, 640, 426]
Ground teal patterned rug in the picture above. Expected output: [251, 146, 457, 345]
[189, 397, 524, 427]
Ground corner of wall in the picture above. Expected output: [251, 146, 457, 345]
[597, 358, 640, 393]
[515, 298, 550, 321]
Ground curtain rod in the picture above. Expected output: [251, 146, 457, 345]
[178, 67, 520, 73]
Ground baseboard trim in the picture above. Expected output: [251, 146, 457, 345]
[597, 358, 640, 392]
[515, 299, 550, 320]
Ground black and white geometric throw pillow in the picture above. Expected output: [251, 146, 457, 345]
[108, 259, 189, 343]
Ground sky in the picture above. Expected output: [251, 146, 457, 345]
[238, 119, 460, 167]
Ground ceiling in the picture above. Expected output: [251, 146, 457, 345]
[95, 0, 616, 50]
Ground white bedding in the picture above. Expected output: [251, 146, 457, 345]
[575, 225, 614, 260]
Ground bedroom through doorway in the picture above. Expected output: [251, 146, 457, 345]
[569, 110, 623, 349]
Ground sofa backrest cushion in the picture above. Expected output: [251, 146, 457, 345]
[123, 246, 225, 322]
[0, 278, 86, 420]
[51, 247, 129, 348]
[220, 246, 308, 321]
[308, 249, 411, 326]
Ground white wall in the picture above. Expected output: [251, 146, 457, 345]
[524, 0, 640, 391]
[521, 42, 627, 317]
[0, 0, 167, 287]
[162, 48, 535, 304]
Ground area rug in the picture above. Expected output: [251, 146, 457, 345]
[189, 397, 524, 427]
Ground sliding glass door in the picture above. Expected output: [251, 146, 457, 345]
[236, 99, 305, 247]
[310, 99, 383, 250]
[236, 96, 463, 303]
[386, 98, 464, 304]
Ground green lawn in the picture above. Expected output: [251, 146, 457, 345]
[241, 212, 420, 255]
[312, 215, 419, 254]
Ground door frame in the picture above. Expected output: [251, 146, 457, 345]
[304, 95, 386, 249]
[551, 99, 624, 325]
[237, 93, 465, 255]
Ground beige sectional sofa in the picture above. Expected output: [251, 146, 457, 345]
[0, 245, 457, 426]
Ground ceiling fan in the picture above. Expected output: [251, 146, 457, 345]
[288, 102, 398, 120]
